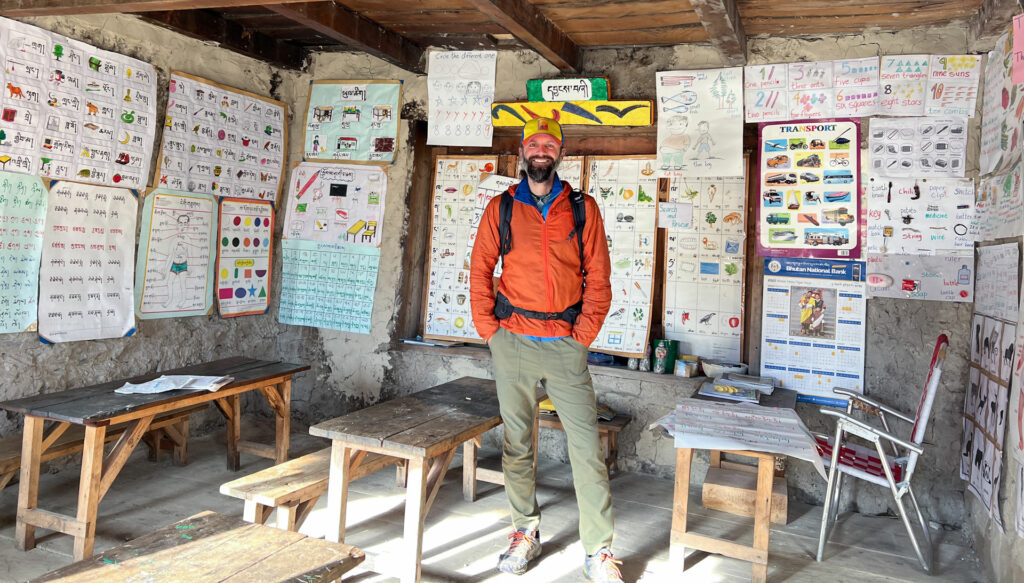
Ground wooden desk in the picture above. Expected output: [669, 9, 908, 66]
[312, 376, 541, 583]
[0, 356, 309, 560]
[29, 511, 363, 582]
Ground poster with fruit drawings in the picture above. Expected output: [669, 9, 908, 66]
[156, 72, 287, 202]
[587, 156, 657, 357]
[0, 17, 157, 189]
[865, 177, 975, 255]
[981, 30, 1024, 176]
[302, 80, 400, 164]
[281, 162, 387, 247]
[217, 198, 272, 317]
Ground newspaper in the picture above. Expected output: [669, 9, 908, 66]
[115, 375, 234, 395]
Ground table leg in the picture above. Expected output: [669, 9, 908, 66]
[752, 456, 774, 583]
[74, 424, 106, 561]
[608, 431, 619, 474]
[670, 447, 693, 574]
[403, 456, 428, 583]
[325, 442, 353, 543]
[462, 439, 477, 502]
[224, 395, 240, 470]
[275, 380, 291, 463]
[15, 415, 44, 551]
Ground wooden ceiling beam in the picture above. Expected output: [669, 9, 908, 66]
[690, 0, 746, 66]
[265, 2, 425, 73]
[970, 0, 1019, 41]
[0, 0, 318, 17]
[144, 10, 307, 70]
[466, 0, 579, 73]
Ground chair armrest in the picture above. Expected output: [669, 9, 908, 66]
[819, 409, 924, 455]
[832, 388, 915, 424]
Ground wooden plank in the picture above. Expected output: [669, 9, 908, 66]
[570, 25, 707, 46]
[542, 0, 695, 20]
[423, 448, 457, 516]
[74, 424, 106, 560]
[243, 500, 273, 524]
[466, 0, 579, 72]
[237, 440, 276, 459]
[0, 0, 324, 15]
[751, 456, 774, 582]
[17, 508, 85, 537]
[225, 395, 241, 470]
[403, 456, 428, 583]
[310, 397, 462, 455]
[98, 415, 154, 501]
[15, 416, 43, 552]
[475, 467, 504, 485]
[690, 0, 746, 66]
[462, 439, 478, 501]
[395, 122, 434, 338]
[701, 466, 787, 524]
[274, 380, 291, 462]
[325, 443, 353, 543]
[671, 530, 767, 563]
[222, 535, 364, 582]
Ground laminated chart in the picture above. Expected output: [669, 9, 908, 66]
[760, 257, 866, 406]
[663, 173, 746, 361]
[37, 180, 137, 343]
[0, 171, 46, 333]
[878, 55, 929, 116]
[587, 156, 657, 357]
[282, 162, 387, 246]
[865, 177, 974, 254]
[302, 80, 401, 164]
[925, 55, 981, 117]
[135, 190, 217, 319]
[279, 239, 379, 334]
[0, 17, 158, 189]
[217, 199, 272, 317]
[156, 72, 287, 201]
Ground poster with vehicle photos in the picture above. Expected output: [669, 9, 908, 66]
[868, 117, 967, 177]
[663, 172, 746, 361]
[423, 155, 499, 343]
[757, 120, 860, 258]
[587, 156, 657, 357]
[864, 177, 975, 255]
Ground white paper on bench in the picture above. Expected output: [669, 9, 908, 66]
[115, 375, 234, 395]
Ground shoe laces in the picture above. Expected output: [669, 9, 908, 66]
[506, 530, 536, 556]
[593, 549, 622, 579]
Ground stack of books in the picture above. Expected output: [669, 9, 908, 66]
[697, 373, 777, 403]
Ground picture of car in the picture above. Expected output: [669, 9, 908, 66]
[767, 155, 790, 168]
[800, 172, 820, 183]
[809, 139, 826, 149]
[823, 171, 854, 184]
[797, 154, 821, 168]
[763, 189, 782, 204]
[822, 207, 855, 226]
[766, 173, 797, 185]
[766, 213, 790, 224]
[770, 230, 798, 241]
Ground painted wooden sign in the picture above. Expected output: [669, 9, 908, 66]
[491, 100, 653, 127]
[526, 77, 610, 101]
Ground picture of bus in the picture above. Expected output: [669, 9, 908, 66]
[822, 207, 855, 226]
[804, 229, 850, 246]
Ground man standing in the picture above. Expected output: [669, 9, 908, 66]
[470, 118, 621, 582]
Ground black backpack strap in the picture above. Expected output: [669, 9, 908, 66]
[498, 191, 513, 262]
[568, 189, 587, 276]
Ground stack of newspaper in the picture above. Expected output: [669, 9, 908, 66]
[697, 373, 777, 403]
[115, 375, 234, 395]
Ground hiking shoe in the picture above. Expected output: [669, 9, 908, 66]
[497, 528, 541, 575]
[583, 548, 623, 582]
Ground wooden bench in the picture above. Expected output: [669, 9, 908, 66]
[537, 413, 632, 474]
[221, 446, 402, 532]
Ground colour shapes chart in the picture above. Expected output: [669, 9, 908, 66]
[0, 17, 158, 189]
[663, 173, 746, 361]
[758, 120, 860, 258]
[217, 199, 272, 317]
[37, 181, 136, 343]
[865, 177, 975, 255]
[157, 72, 287, 201]
[744, 57, 879, 122]
[587, 156, 657, 357]
[135, 189, 217, 319]
[760, 257, 866, 406]
[279, 239, 379, 334]
[303, 80, 401, 164]
[0, 171, 46, 333]
[283, 162, 387, 247]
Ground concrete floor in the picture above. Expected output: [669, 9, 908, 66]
[0, 426, 988, 583]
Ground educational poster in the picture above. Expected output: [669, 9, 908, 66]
[1012, 278, 1024, 465]
[655, 68, 743, 178]
[423, 156, 499, 342]
[974, 161, 1024, 241]
[427, 51, 496, 147]
[757, 120, 860, 258]
[278, 239, 379, 334]
[135, 189, 217, 319]
[157, 72, 287, 201]
[760, 257, 867, 406]
[744, 58, 878, 122]
[302, 80, 400, 164]
[37, 180, 136, 343]
[0, 172, 46, 333]
[587, 156, 658, 357]
[282, 162, 387, 247]
[217, 199, 272, 317]
[925, 55, 981, 117]
[980, 30, 1024, 176]
[976, 243, 1020, 323]
[1017, 466, 1024, 537]
[0, 17, 158, 189]
[663, 173, 746, 361]
[864, 177, 975, 254]
[490, 100, 653, 127]
[865, 252, 974, 302]
[868, 117, 968, 177]
[878, 55, 929, 115]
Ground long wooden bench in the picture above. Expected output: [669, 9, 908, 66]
[537, 413, 632, 474]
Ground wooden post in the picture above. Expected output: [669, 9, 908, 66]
[462, 439, 478, 502]
[751, 456, 774, 583]
[670, 447, 693, 574]
[325, 442, 353, 543]
[224, 395, 240, 470]
[275, 380, 291, 464]
[15, 415, 44, 551]
[74, 424, 107, 560]
[403, 456, 429, 583]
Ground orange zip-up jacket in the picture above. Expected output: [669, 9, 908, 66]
[469, 181, 612, 345]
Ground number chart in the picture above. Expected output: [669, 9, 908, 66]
[745, 58, 878, 122]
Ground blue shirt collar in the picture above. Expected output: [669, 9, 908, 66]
[514, 173, 563, 206]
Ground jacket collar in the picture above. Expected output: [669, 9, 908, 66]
[512, 173, 565, 206]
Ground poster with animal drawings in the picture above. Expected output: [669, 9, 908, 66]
[217, 199, 272, 317]
[0, 171, 46, 334]
[587, 156, 658, 357]
[302, 80, 401, 164]
[282, 162, 387, 247]
[0, 17, 158, 189]
[156, 72, 287, 202]
[656, 68, 743, 178]
[134, 189, 217, 319]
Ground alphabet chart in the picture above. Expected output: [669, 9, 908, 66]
[278, 239, 379, 334]
[37, 180, 136, 343]
[865, 177, 975, 254]
[217, 199, 272, 317]
[0, 17, 157, 189]
[0, 171, 46, 333]
[427, 51, 496, 147]
[156, 72, 287, 202]
[302, 80, 401, 164]
[135, 189, 217, 319]
[282, 162, 387, 246]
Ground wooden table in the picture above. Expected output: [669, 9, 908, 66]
[29, 511, 363, 582]
[312, 376, 542, 583]
[0, 356, 309, 560]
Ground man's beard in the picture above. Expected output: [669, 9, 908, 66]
[523, 155, 559, 182]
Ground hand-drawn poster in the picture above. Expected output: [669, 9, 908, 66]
[302, 80, 400, 164]
[663, 173, 746, 361]
[135, 190, 217, 319]
[282, 162, 387, 246]
[0, 172, 46, 333]
[981, 30, 1024, 176]
[868, 117, 968, 177]
[879, 55, 929, 116]
[0, 17, 157, 189]
[744, 58, 878, 122]
[157, 72, 287, 202]
[865, 177, 974, 254]
[217, 199, 272, 317]
[428, 51, 496, 147]
[424, 156, 499, 342]
[744, 63, 789, 123]
[278, 239, 379, 334]
[587, 156, 658, 357]
[926, 55, 981, 117]
[757, 120, 860, 258]
[976, 243, 1020, 323]
[656, 68, 743, 178]
[37, 180, 136, 343]
[865, 252, 974, 302]
[833, 57, 881, 117]
[974, 162, 1024, 241]
[760, 257, 867, 406]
